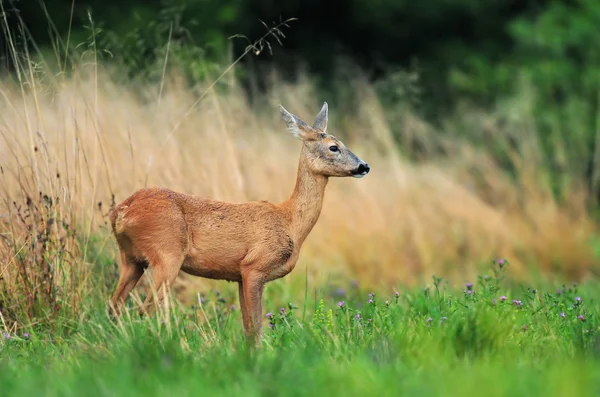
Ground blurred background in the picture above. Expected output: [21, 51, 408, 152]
[1, 0, 600, 313]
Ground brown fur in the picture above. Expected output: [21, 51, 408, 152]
[108, 102, 370, 344]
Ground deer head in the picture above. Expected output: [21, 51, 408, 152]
[278, 102, 370, 178]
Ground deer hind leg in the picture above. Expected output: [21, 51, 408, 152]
[241, 271, 266, 346]
[109, 250, 145, 317]
[139, 252, 184, 317]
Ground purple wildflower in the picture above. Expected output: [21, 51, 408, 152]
[579, 315, 586, 322]
[266, 312, 273, 319]
[466, 283, 473, 290]
[575, 297, 581, 303]
[23, 332, 30, 340]
[355, 313, 361, 320]
[338, 301, 345, 308]
[556, 289, 562, 295]
[280, 307, 286, 315]
[269, 323, 274, 329]
[394, 291, 399, 298]
[560, 312, 565, 318]
[497, 259, 505, 267]
[466, 290, 473, 295]
[368, 293, 374, 298]
[512, 299, 522, 307]
[368, 298, 374, 304]
[499, 295, 507, 302]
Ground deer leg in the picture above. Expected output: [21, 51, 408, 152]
[139, 254, 182, 317]
[238, 281, 251, 338]
[109, 251, 145, 317]
[241, 272, 266, 346]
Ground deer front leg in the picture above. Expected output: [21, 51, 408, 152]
[238, 281, 251, 338]
[241, 272, 266, 346]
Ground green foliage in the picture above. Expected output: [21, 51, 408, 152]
[93, 0, 246, 82]
[446, 0, 600, 203]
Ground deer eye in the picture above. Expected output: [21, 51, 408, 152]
[329, 145, 339, 152]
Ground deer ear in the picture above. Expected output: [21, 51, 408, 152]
[278, 105, 319, 141]
[312, 102, 328, 132]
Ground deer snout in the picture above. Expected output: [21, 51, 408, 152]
[352, 162, 370, 178]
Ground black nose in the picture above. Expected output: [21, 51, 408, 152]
[356, 163, 370, 174]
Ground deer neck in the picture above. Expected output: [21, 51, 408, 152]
[282, 147, 329, 246]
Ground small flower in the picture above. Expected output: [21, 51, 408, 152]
[575, 297, 581, 303]
[23, 332, 30, 340]
[522, 324, 527, 332]
[512, 299, 522, 307]
[394, 291, 399, 298]
[385, 300, 390, 306]
[266, 312, 273, 319]
[466, 290, 473, 295]
[556, 289, 562, 295]
[269, 322, 274, 329]
[368, 293, 374, 298]
[499, 295, 507, 302]
[497, 259, 505, 267]
[338, 301, 345, 308]
[368, 317, 373, 323]
[466, 283, 473, 290]
[579, 315, 586, 322]
[560, 312, 565, 318]
[483, 275, 490, 280]
[426, 317, 433, 324]
[3, 333, 9, 340]
[288, 302, 294, 310]
[280, 307, 286, 315]
[230, 304, 236, 311]
[355, 313, 361, 320]
[368, 298, 374, 304]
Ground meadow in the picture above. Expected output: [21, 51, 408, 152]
[1, 20, 600, 395]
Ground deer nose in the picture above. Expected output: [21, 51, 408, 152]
[352, 162, 370, 178]
[357, 163, 370, 174]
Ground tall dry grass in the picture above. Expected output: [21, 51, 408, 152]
[0, 59, 597, 319]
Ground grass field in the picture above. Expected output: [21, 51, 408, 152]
[1, 18, 600, 395]
[1, 261, 599, 396]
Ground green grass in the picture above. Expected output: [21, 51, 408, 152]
[1, 260, 599, 396]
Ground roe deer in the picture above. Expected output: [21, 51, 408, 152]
[108, 102, 370, 343]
